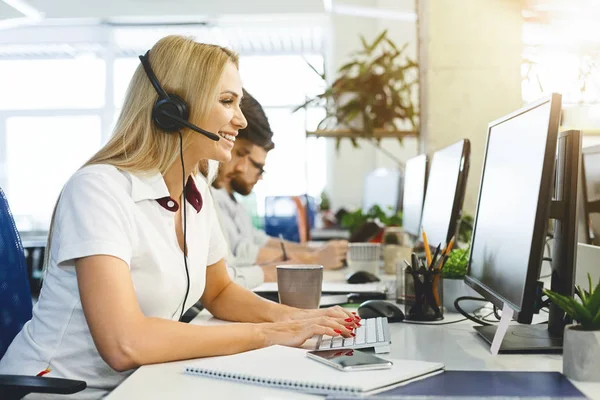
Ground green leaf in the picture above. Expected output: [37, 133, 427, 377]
[585, 277, 600, 315]
[369, 29, 388, 53]
[576, 286, 588, 305]
[304, 59, 326, 80]
[592, 307, 600, 326]
[359, 35, 370, 52]
[572, 300, 594, 322]
[544, 290, 579, 320]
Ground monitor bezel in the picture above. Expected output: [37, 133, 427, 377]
[402, 154, 428, 237]
[580, 143, 600, 244]
[464, 93, 562, 324]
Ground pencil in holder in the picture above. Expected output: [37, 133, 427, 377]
[404, 266, 444, 321]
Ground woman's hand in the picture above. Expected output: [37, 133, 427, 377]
[283, 305, 360, 325]
[258, 315, 357, 348]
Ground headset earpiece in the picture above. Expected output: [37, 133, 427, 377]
[138, 50, 220, 141]
[153, 94, 189, 132]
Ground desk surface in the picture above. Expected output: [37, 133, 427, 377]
[107, 311, 600, 399]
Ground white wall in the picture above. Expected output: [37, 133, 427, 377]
[418, 0, 523, 214]
[325, 0, 418, 211]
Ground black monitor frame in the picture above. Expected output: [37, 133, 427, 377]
[465, 94, 562, 324]
[419, 139, 470, 250]
[401, 154, 428, 238]
[580, 144, 600, 244]
[548, 129, 581, 337]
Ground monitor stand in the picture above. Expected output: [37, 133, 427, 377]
[474, 325, 563, 354]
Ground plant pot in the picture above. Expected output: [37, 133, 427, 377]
[563, 325, 600, 382]
[442, 279, 481, 314]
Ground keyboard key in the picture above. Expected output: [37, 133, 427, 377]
[331, 336, 344, 348]
[366, 318, 377, 343]
[314, 318, 390, 351]
[377, 318, 385, 342]
[354, 326, 366, 345]
[343, 336, 355, 347]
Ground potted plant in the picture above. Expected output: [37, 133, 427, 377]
[544, 274, 600, 382]
[296, 29, 419, 149]
[382, 229, 411, 275]
[340, 205, 402, 240]
[442, 247, 480, 313]
[318, 191, 336, 228]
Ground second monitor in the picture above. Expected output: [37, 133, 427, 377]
[401, 154, 428, 239]
[419, 139, 470, 249]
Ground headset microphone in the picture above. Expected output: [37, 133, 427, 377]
[138, 51, 221, 142]
[159, 110, 221, 141]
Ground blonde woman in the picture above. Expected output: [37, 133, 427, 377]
[0, 36, 359, 399]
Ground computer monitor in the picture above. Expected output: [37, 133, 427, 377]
[362, 168, 403, 213]
[580, 144, 600, 245]
[465, 93, 580, 353]
[401, 154, 428, 238]
[419, 140, 470, 249]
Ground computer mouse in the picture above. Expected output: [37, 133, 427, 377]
[357, 300, 405, 322]
[346, 270, 381, 284]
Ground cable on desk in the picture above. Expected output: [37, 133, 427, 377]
[480, 311, 500, 323]
[493, 305, 502, 320]
[454, 296, 493, 326]
[403, 318, 468, 326]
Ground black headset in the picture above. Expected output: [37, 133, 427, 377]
[138, 50, 220, 142]
[139, 50, 217, 322]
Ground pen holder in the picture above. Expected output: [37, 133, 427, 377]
[404, 267, 444, 321]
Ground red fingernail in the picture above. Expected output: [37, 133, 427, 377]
[355, 316, 361, 321]
[345, 326, 353, 331]
[344, 318, 353, 322]
[334, 329, 342, 334]
[351, 333, 356, 337]
[352, 312, 357, 315]
[356, 322, 361, 327]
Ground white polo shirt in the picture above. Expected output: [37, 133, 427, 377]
[211, 187, 270, 267]
[210, 187, 264, 289]
[0, 164, 227, 399]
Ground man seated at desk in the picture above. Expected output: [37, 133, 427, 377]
[211, 90, 348, 281]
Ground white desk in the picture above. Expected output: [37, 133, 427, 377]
[107, 311, 600, 399]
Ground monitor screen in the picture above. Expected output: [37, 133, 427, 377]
[419, 140, 468, 249]
[467, 102, 553, 310]
[362, 168, 403, 213]
[402, 154, 427, 237]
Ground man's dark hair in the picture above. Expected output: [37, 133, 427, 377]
[239, 89, 274, 150]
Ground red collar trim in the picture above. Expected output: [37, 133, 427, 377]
[156, 177, 203, 213]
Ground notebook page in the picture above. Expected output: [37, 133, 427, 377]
[184, 345, 443, 394]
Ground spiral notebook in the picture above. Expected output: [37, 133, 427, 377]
[184, 345, 444, 396]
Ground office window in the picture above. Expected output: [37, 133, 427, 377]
[114, 57, 140, 108]
[239, 55, 326, 216]
[6, 116, 102, 230]
[0, 58, 105, 110]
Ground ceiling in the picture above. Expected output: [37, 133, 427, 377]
[0, 0, 326, 22]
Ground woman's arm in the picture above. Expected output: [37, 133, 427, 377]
[202, 259, 359, 326]
[76, 255, 355, 372]
[201, 258, 298, 322]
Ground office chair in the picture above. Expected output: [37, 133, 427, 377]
[264, 195, 315, 243]
[0, 186, 86, 399]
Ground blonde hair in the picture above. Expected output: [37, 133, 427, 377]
[44, 35, 238, 269]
